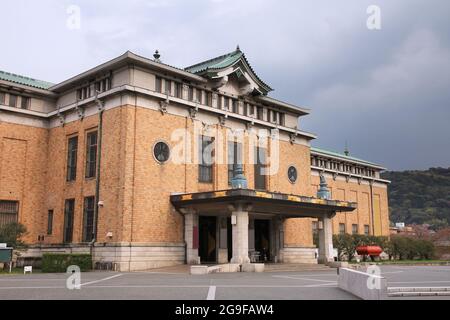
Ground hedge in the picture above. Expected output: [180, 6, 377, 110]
[332, 234, 436, 261]
[41, 253, 92, 273]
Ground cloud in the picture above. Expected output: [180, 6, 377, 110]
[305, 28, 450, 170]
[0, 0, 449, 170]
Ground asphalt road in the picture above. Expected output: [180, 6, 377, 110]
[0, 265, 449, 300]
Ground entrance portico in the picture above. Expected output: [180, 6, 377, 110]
[171, 189, 356, 266]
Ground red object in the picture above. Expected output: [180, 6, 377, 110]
[356, 246, 383, 256]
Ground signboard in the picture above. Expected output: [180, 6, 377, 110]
[0, 248, 13, 263]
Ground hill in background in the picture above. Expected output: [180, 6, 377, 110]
[381, 167, 450, 230]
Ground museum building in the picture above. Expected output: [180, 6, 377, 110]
[0, 48, 390, 270]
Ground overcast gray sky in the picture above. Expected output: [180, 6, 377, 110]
[1, 0, 449, 171]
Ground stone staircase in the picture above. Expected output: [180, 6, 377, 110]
[388, 287, 450, 297]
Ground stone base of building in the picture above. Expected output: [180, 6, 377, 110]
[280, 246, 318, 264]
[16, 242, 185, 272]
[93, 242, 185, 271]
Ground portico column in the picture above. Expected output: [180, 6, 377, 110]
[318, 213, 334, 264]
[184, 210, 200, 265]
[274, 217, 285, 263]
[230, 206, 251, 265]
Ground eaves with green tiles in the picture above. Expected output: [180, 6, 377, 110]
[0, 70, 54, 90]
[311, 147, 382, 167]
[185, 48, 272, 92]
[185, 50, 244, 74]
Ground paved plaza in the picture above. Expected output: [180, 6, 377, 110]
[0, 265, 449, 300]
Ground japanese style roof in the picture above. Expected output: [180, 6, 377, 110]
[185, 48, 273, 95]
[0, 70, 54, 90]
[311, 147, 386, 169]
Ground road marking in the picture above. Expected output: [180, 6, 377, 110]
[0, 279, 64, 282]
[273, 274, 336, 277]
[207, 286, 216, 300]
[0, 284, 340, 290]
[128, 272, 185, 275]
[0, 286, 65, 289]
[390, 280, 450, 284]
[381, 271, 404, 275]
[272, 275, 336, 283]
[80, 274, 123, 287]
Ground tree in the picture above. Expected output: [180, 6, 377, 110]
[0, 223, 27, 247]
[333, 234, 358, 262]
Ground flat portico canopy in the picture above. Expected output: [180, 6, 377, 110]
[170, 189, 356, 218]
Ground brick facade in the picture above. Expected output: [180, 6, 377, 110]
[0, 49, 390, 270]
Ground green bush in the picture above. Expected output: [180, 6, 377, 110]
[0, 223, 27, 247]
[332, 234, 435, 262]
[41, 253, 92, 273]
[333, 234, 358, 261]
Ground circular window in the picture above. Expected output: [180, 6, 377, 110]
[288, 166, 298, 184]
[153, 141, 170, 164]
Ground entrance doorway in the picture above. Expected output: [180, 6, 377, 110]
[199, 216, 217, 263]
[255, 219, 271, 262]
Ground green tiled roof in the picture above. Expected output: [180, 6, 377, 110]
[185, 49, 244, 74]
[0, 70, 54, 90]
[311, 147, 383, 168]
[185, 48, 272, 92]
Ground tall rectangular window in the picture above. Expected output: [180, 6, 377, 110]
[254, 146, 267, 190]
[165, 79, 172, 95]
[155, 76, 162, 93]
[9, 94, 17, 108]
[174, 83, 182, 98]
[188, 86, 194, 101]
[232, 100, 239, 113]
[0, 92, 5, 105]
[352, 224, 358, 235]
[47, 210, 54, 235]
[85, 131, 98, 179]
[249, 104, 255, 116]
[224, 97, 230, 110]
[257, 107, 264, 120]
[228, 141, 243, 186]
[279, 113, 285, 126]
[67, 136, 78, 182]
[63, 199, 75, 243]
[82, 196, 95, 242]
[364, 225, 370, 236]
[198, 135, 214, 183]
[196, 89, 202, 104]
[271, 110, 278, 123]
[217, 95, 222, 109]
[206, 92, 213, 107]
[0, 201, 18, 227]
[20, 97, 29, 109]
[339, 223, 346, 235]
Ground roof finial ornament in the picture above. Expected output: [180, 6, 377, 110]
[153, 50, 161, 62]
[344, 141, 350, 156]
[236, 44, 241, 52]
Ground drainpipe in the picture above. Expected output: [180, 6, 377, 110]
[92, 95, 105, 255]
[369, 180, 375, 236]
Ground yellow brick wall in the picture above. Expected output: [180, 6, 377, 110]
[0, 122, 48, 243]
[0, 102, 390, 249]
